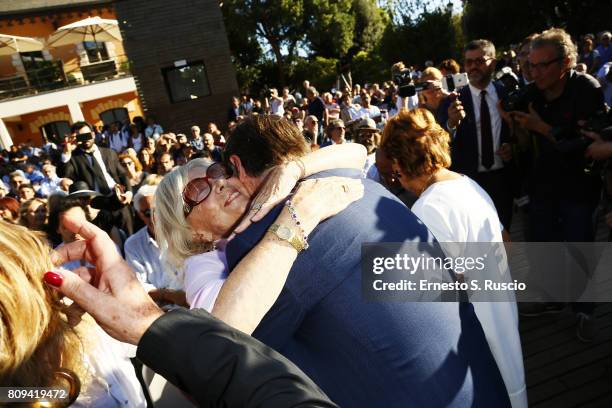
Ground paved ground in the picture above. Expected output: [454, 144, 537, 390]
[510, 210, 612, 407]
[521, 304, 612, 407]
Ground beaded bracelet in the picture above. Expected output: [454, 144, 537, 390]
[285, 199, 310, 250]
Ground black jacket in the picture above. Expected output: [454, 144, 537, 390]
[439, 81, 513, 178]
[137, 309, 337, 408]
[59, 147, 131, 194]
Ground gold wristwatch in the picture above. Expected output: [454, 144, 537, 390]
[269, 223, 306, 252]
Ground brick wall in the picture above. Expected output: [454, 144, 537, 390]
[113, 0, 239, 133]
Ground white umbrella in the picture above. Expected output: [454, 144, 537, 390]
[47, 16, 122, 59]
[0, 33, 44, 56]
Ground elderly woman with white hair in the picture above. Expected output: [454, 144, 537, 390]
[125, 183, 187, 308]
[155, 143, 366, 333]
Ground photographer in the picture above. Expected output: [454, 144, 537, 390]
[438, 39, 515, 231]
[508, 27, 605, 240]
[506, 28, 606, 339]
[417, 67, 450, 124]
[391, 61, 419, 113]
[264, 88, 285, 117]
[583, 127, 612, 239]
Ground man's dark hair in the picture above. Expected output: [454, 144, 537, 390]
[519, 33, 538, 51]
[464, 39, 496, 59]
[70, 121, 94, 134]
[224, 115, 309, 177]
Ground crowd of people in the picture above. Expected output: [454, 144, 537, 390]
[1, 26, 612, 407]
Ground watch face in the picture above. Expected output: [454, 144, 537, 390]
[277, 225, 292, 240]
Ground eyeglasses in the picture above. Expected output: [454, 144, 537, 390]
[182, 162, 232, 218]
[464, 57, 493, 66]
[528, 57, 563, 71]
[141, 208, 153, 218]
[121, 160, 133, 167]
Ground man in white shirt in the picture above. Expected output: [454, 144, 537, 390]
[356, 93, 381, 121]
[144, 116, 163, 140]
[125, 184, 187, 308]
[59, 121, 134, 233]
[38, 164, 63, 197]
[355, 118, 381, 175]
[441, 39, 514, 231]
[267, 88, 285, 117]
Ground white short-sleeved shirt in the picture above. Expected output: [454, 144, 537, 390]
[411, 176, 527, 408]
[184, 244, 229, 312]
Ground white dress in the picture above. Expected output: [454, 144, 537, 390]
[411, 175, 527, 408]
[72, 326, 147, 407]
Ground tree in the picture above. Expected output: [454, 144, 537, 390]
[220, 0, 305, 84]
[305, 0, 355, 58]
[221, 0, 390, 90]
[351, 0, 389, 56]
[380, 4, 462, 68]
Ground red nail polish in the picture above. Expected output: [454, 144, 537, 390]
[44, 271, 63, 287]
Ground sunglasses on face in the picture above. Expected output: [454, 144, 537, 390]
[182, 162, 232, 218]
[464, 57, 493, 66]
[528, 57, 563, 71]
[121, 160, 133, 166]
[141, 208, 153, 218]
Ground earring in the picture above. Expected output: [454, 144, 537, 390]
[54, 368, 81, 407]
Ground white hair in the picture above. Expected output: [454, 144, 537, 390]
[134, 184, 157, 212]
[154, 158, 214, 270]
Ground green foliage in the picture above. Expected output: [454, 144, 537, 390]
[292, 56, 339, 91]
[380, 6, 462, 68]
[222, 0, 391, 89]
[351, 0, 389, 54]
[306, 0, 355, 58]
[351, 50, 389, 85]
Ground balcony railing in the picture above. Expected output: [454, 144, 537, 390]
[0, 55, 132, 102]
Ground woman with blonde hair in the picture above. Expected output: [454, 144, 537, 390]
[381, 108, 527, 408]
[19, 197, 47, 231]
[0, 221, 147, 406]
[155, 141, 366, 330]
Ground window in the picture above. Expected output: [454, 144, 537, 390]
[100, 108, 129, 125]
[40, 121, 71, 144]
[83, 41, 109, 63]
[20, 51, 46, 71]
[162, 61, 211, 103]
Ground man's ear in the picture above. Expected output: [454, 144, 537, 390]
[229, 154, 246, 181]
[490, 58, 497, 72]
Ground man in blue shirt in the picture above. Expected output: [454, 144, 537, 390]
[222, 115, 511, 408]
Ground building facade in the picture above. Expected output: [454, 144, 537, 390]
[0, 0, 238, 148]
[114, 0, 239, 134]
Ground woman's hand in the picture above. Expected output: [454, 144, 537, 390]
[234, 160, 305, 233]
[46, 212, 163, 345]
[280, 177, 364, 236]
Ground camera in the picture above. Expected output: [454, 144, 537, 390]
[393, 68, 420, 98]
[583, 109, 612, 139]
[76, 133, 93, 143]
[441, 73, 468, 92]
[495, 67, 525, 112]
[556, 109, 612, 154]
